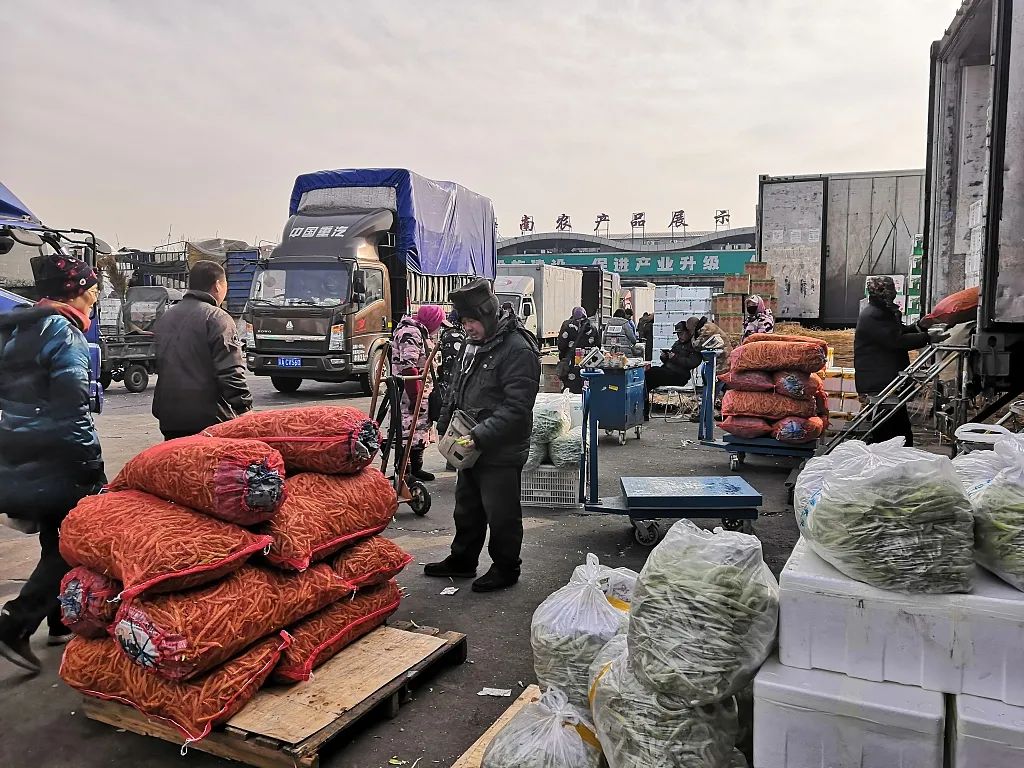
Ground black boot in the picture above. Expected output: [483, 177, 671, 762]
[424, 556, 477, 579]
[409, 449, 435, 482]
[471, 566, 520, 593]
[0, 610, 41, 674]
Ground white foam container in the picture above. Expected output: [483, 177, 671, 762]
[951, 694, 1024, 768]
[779, 538, 1024, 705]
[754, 657, 945, 768]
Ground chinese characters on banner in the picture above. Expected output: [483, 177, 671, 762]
[499, 250, 754, 276]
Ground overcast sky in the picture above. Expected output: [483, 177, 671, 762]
[2, 0, 957, 248]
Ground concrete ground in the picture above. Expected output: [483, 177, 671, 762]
[0, 374, 801, 768]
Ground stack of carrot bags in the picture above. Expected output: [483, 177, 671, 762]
[56, 406, 411, 743]
[718, 334, 830, 443]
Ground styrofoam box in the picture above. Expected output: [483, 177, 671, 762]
[779, 539, 1024, 705]
[951, 694, 1024, 768]
[655, 285, 713, 300]
[754, 656, 945, 768]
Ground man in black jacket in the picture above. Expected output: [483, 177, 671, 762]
[643, 317, 705, 420]
[153, 261, 252, 439]
[855, 276, 941, 446]
[429, 278, 541, 592]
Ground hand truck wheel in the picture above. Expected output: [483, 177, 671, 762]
[632, 520, 660, 546]
[408, 480, 431, 516]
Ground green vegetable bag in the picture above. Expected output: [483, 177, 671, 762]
[795, 437, 974, 593]
[954, 435, 1024, 591]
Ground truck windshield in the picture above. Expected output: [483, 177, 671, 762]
[250, 263, 350, 308]
[494, 294, 521, 314]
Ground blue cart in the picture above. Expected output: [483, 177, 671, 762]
[580, 371, 762, 545]
[585, 365, 645, 445]
[697, 350, 818, 470]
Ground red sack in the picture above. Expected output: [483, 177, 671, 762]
[721, 390, 816, 420]
[112, 564, 353, 680]
[60, 491, 273, 601]
[108, 437, 286, 526]
[771, 416, 826, 444]
[720, 416, 773, 439]
[59, 567, 120, 638]
[717, 370, 774, 392]
[60, 633, 289, 743]
[925, 286, 980, 326]
[745, 332, 829, 350]
[730, 341, 827, 374]
[262, 470, 397, 571]
[330, 537, 413, 589]
[205, 406, 382, 475]
[273, 580, 402, 683]
[772, 371, 824, 400]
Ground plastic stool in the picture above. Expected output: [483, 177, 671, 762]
[650, 386, 690, 422]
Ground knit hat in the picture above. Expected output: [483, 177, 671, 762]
[866, 275, 896, 299]
[571, 306, 587, 321]
[674, 316, 706, 336]
[450, 278, 500, 335]
[414, 304, 446, 334]
[32, 254, 98, 301]
[445, 309, 460, 327]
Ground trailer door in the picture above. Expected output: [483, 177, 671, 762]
[758, 176, 827, 319]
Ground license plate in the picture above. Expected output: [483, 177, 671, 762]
[277, 357, 303, 368]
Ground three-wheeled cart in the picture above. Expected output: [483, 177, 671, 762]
[580, 370, 762, 545]
[586, 364, 646, 445]
[697, 351, 818, 470]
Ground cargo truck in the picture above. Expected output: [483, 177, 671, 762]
[620, 280, 655, 319]
[573, 265, 620, 327]
[244, 169, 496, 393]
[493, 263, 581, 352]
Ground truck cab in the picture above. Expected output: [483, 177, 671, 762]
[493, 274, 536, 334]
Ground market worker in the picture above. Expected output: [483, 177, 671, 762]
[428, 278, 541, 592]
[643, 316, 706, 420]
[854, 275, 944, 447]
[0, 254, 106, 673]
[636, 311, 655, 361]
[556, 306, 599, 394]
[152, 260, 252, 440]
[741, 294, 775, 341]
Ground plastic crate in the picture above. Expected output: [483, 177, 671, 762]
[521, 465, 581, 508]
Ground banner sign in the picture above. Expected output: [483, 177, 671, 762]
[499, 250, 753, 277]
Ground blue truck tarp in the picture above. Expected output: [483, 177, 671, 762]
[0, 181, 43, 230]
[289, 168, 496, 279]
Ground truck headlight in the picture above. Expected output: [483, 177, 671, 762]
[329, 324, 345, 351]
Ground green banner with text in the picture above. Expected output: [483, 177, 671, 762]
[499, 250, 753, 277]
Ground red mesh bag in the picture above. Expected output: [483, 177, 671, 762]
[273, 580, 402, 683]
[772, 371, 824, 400]
[330, 537, 413, 589]
[717, 370, 774, 392]
[925, 286, 979, 325]
[60, 491, 273, 601]
[108, 437, 286, 526]
[721, 390, 816, 420]
[720, 416, 773, 438]
[745, 332, 829, 350]
[262, 470, 397, 571]
[730, 340, 827, 374]
[112, 564, 353, 680]
[204, 406, 382, 475]
[60, 633, 289, 743]
[59, 567, 120, 638]
[771, 416, 826, 443]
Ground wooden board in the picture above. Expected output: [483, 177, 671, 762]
[83, 623, 467, 768]
[451, 685, 542, 768]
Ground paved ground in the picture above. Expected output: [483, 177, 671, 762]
[0, 374, 801, 768]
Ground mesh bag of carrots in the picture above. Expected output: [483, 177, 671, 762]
[204, 406, 381, 475]
[330, 537, 412, 589]
[59, 490, 273, 600]
[274, 580, 402, 683]
[721, 390, 816, 420]
[59, 567, 120, 638]
[772, 415, 827, 443]
[730, 334, 827, 374]
[107, 437, 286, 526]
[112, 564, 353, 680]
[262, 470, 397, 570]
[717, 370, 774, 392]
[719, 416, 773, 439]
[60, 633, 289, 743]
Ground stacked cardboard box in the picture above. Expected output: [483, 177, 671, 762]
[712, 261, 776, 340]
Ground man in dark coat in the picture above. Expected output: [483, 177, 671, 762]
[556, 306, 599, 394]
[636, 311, 655, 361]
[854, 275, 941, 447]
[643, 317, 706, 420]
[0, 255, 105, 673]
[153, 260, 252, 439]
[429, 278, 541, 592]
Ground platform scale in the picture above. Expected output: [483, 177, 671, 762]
[580, 369, 762, 545]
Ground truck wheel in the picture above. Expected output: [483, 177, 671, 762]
[360, 349, 383, 395]
[99, 371, 113, 390]
[271, 376, 302, 394]
[124, 364, 149, 393]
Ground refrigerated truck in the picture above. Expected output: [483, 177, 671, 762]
[494, 263, 582, 352]
[244, 169, 496, 394]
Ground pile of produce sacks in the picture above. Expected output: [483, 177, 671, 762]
[718, 333, 829, 443]
[526, 393, 583, 470]
[795, 437, 975, 593]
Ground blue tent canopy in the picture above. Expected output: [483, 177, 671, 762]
[0, 181, 43, 230]
[289, 168, 496, 279]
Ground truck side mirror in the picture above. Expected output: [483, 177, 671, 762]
[523, 302, 533, 318]
[352, 269, 367, 295]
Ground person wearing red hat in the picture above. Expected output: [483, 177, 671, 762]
[0, 254, 106, 674]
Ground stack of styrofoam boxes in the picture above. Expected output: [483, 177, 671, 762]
[754, 538, 1024, 768]
[820, 367, 859, 434]
[965, 199, 984, 289]
[908, 237, 925, 323]
[652, 285, 713, 390]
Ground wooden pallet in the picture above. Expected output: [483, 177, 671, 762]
[451, 685, 542, 768]
[82, 622, 467, 768]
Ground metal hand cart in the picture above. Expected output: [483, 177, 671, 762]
[585, 363, 646, 445]
[368, 341, 438, 517]
[697, 351, 818, 470]
[580, 370, 762, 545]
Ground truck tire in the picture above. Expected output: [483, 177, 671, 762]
[272, 376, 302, 393]
[99, 371, 113, 390]
[124, 364, 150, 393]
[360, 349, 384, 395]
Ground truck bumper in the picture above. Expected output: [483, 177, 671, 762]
[247, 352, 369, 381]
